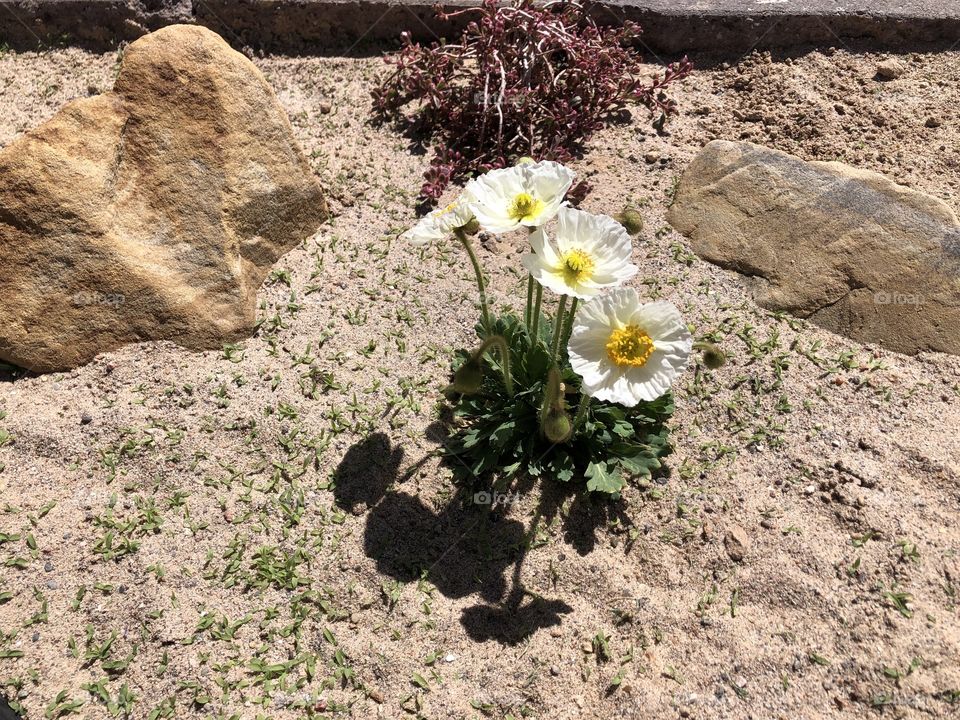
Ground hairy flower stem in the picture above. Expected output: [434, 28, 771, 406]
[530, 284, 543, 341]
[480, 335, 514, 398]
[573, 393, 592, 430]
[560, 297, 578, 349]
[524, 227, 538, 335]
[454, 228, 491, 336]
[549, 295, 568, 364]
[525, 275, 534, 330]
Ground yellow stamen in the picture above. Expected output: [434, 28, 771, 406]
[560, 249, 595, 284]
[606, 325, 655, 367]
[436, 202, 458, 217]
[508, 193, 544, 222]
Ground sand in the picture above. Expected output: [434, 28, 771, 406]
[0, 40, 958, 719]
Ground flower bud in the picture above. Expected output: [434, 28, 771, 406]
[452, 358, 484, 394]
[451, 335, 512, 397]
[615, 206, 644, 236]
[542, 406, 572, 443]
[695, 341, 726, 370]
[540, 367, 572, 442]
[516, 156, 536, 165]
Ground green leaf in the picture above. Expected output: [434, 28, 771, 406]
[585, 462, 625, 494]
[551, 451, 575, 483]
[522, 343, 551, 384]
[488, 420, 517, 448]
[501, 461, 522, 477]
[618, 453, 662, 478]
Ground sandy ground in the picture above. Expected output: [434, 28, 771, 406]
[0, 39, 959, 720]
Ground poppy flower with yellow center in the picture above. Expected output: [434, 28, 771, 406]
[465, 160, 575, 234]
[521, 206, 637, 299]
[403, 192, 477, 245]
[568, 288, 692, 405]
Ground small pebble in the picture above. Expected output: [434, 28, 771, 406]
[724, 525, 750, 562]
[875, 59, 905, 80]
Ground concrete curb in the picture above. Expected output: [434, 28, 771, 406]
[0, 1, 957, 54]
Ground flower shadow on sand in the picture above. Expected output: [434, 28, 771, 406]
[333, 431, 636, 645]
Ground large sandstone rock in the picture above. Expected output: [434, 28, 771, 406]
[667, 140, 960, 356]
[0, 24, 327, 373]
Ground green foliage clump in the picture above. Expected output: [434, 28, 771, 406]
[444, 314, 674, 496]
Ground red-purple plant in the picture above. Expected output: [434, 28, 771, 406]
[372, 0, 691, 201]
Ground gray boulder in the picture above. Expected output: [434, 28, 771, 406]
[667, 140, 960, 356]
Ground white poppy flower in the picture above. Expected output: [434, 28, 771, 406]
[521, 206, 637, 299]
[465, 160, 575, 234]
[568, 289, 692, 406]
[403, 194, 476, 245]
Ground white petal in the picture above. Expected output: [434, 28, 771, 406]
[565, 283, 603, 300]
[435, 199, 476, 234]
[553, 205, 580, 254]
[528, 265, 580, 298]
[513, 161, 574, 227]
[521, 252, 546, 279]
[465, 166, 529, 234]
[571, 293, 613, 329]
[403, 216, 444, 245]
[631, 301, 690, 343]
[602, 288, 641, 328]
[568, 325, 611, 366]
[625, 351, 687, 403]
[526, 161, 575, 204]
[550, 208, 636, 293]
[580, 263, 638, 289]
[529, 227, 561, 267]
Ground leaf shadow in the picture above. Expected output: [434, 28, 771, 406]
[332, 431, 575, 643]
[0, 696, 21, 720]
